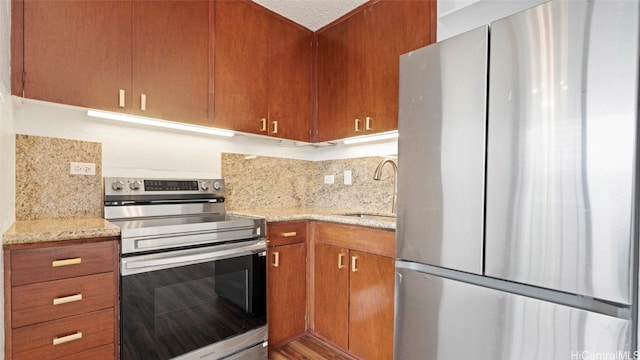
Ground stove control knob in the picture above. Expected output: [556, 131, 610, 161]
[129, 181, 142, 190]
[112, 180, 124, 191]
[213, 181, 222, 191]
[200, 181, 210, 191]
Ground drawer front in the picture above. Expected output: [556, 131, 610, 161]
[12, 308, 114, 360]
[12, 272, 115, 328]
[11, 241, 114, 286]
[268, 221, 307, 246]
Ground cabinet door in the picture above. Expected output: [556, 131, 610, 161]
[268, 18, 313, 142]
[21, 0, 132, 111]
[363, 0, 435, 135]
[316, 11, 365, 142]
[313, 244, 349, 349]
[349, 251, 395, 360]
[132, 1, 210, 126]
[267, 243, 307, 347]
[214, 0, 269, 134]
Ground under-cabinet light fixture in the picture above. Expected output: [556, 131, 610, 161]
[86, 110, 235, 137]
[343, 130, 398, 145]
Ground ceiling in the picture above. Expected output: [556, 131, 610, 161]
[252, 0, 369, 31]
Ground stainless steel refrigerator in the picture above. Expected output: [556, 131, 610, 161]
[395, 1, 638, 359]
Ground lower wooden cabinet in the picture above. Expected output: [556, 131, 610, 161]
[4, 238, 119, 360]
[267, 221, 308, 348]
[313, 244, 349, 349]
[348, 250, 395, 360]
[312, 222, 395, 360]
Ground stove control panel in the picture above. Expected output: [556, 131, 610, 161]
[104, 177, 225, 196]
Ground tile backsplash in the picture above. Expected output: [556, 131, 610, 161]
[222, 152, 396, 213]
[15, 134, 102, 220]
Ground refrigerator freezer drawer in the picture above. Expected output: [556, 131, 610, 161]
[394, 267, 632, 360]
[485, 0, 638, 304]
[397, 25, 488, 275]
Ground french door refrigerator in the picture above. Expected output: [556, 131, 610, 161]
[394, 1, 639, 359]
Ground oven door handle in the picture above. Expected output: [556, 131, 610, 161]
[121, 240, 266, 276]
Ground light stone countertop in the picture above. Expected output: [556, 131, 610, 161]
[229, 207, 396, 230]
[3, 218, 121, 246]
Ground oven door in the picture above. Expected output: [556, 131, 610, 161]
[120, 239, 267, 360]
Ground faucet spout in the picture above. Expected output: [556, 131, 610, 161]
[373, 158, 398, 213]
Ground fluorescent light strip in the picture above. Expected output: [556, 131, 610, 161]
[87, 110, 235, 137]
[343, 131, 398, 145]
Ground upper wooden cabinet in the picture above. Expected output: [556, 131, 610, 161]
[316, 0, 436, 142]
[13, 0, 211, 126]
[14, 0, 132, 112]
[131, 1, 210, 125]
[11, 0, 435, 142]
[214, 0, 313, 142]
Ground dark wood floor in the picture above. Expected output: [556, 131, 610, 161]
[269, 335, 356, 360]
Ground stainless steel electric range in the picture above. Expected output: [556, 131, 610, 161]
[104, 177, 267, 360]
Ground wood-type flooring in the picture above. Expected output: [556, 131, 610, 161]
[269, 335, 356, 360]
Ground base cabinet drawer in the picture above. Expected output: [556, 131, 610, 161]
[12, 308, 114, 360]
[11, 241, 114, 286]
[12, 272, 115, 328]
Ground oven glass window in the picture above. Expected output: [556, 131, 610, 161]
[121, 253, 266, 359]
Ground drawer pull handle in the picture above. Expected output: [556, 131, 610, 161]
[354, 118, 361, 132]
[282, 232, 297, 237]
[272, 251, 280, 267]
[351, 255, 358, 272]
[53, 332, 82, 346]
[53, 293, 83, 306]
[272, 120, 278, 134]
[338, 253, 345, 269]
[118, 89, 125, 108]
[260, 118, 267, 132]
[365, 116, 372, 130]
[52, 258, 82, 267]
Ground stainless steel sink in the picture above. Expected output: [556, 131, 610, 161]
[339, 213, 397, 221]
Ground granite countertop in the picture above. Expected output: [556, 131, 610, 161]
[3, 218, 121, 245]
[229, 207, 396, 230]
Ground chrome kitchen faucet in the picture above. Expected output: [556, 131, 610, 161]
[373, 158, 398, 213]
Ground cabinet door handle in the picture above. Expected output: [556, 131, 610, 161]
[272, 251, 280, 267]
[118, 89, 125, 108]
[53, 293, 83, 305]
[140, 94, 147, 111]
[272, 120, 278, 134]
[365, 116, 372, 130]
[52, 257, 82, 267]
[354, 118, 361, 132]
[53, 332, 83, 346]
[351, 255, 358, 272]
[282, 231, 297, 237]
[338, 253, 346, 269]
[260, 118, 267, 132]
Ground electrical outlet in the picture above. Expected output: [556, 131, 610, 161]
[344, 170, 352, 185]
[324, 175, 335, 184]
[70, 162, 96, 176]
